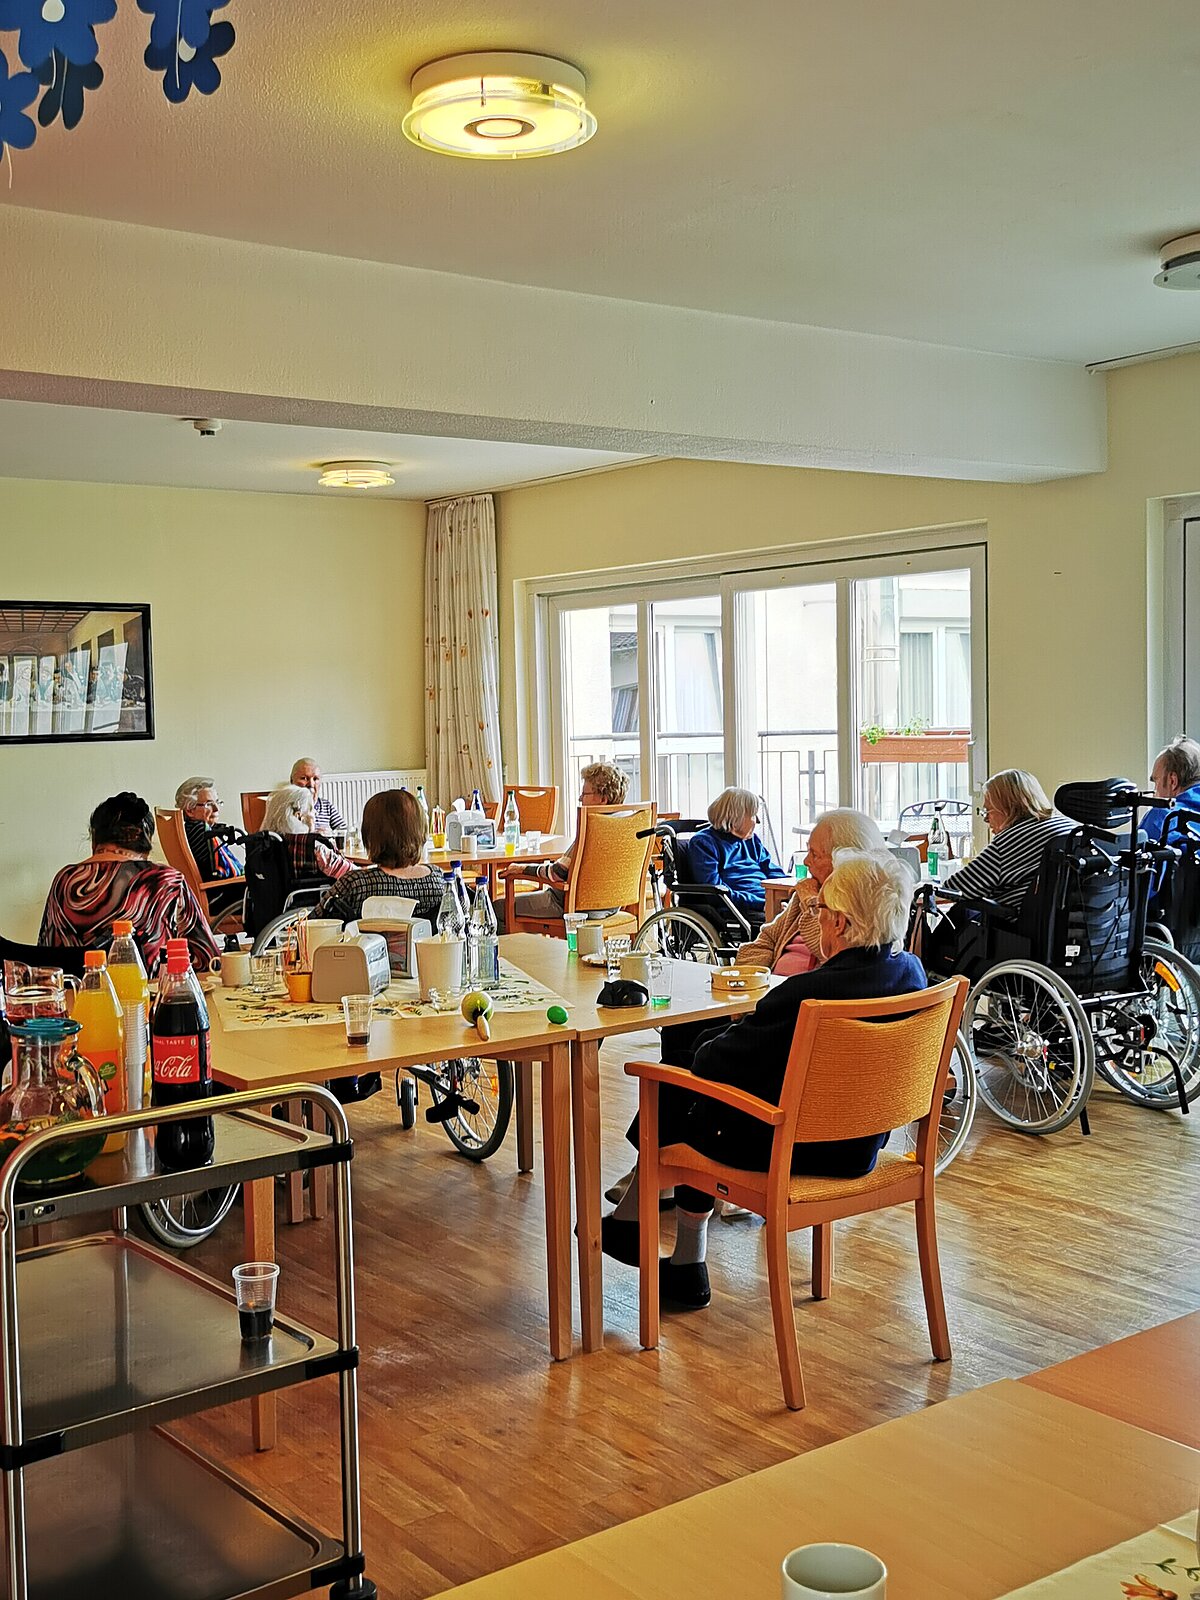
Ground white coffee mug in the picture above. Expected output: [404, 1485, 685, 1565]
[576, 923, 605, 958]
[781, 1544, 886, 1599]
[620, 952, 654, 987]
[220, 950, 253, 987]
[305, 919, 344, 956]
[460, 834, 478, 858]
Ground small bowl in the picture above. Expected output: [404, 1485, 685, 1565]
[283, 970, 313, 1003]
[710, 964, 771, 996]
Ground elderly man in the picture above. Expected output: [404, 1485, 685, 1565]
[174, 776, 247, 916]
[1143, 736, 1200, 843]
[290, 757, 347, 835]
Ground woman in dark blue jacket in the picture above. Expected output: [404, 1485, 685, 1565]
[604, 849, 925, 1308]
[685, 786, 788, 924]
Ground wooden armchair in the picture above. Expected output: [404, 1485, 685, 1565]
[505, 802, 656, 939]
[499, 784, 560, 836]
[241, 791, 270, 833]
[626, 976, 968, 1409]
[155, 807, 245, 934]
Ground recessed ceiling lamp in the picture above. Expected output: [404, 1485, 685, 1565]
[1154, 233, 1200, 289]
[402, 51, 597, 160]
[317, 461, 396, 489]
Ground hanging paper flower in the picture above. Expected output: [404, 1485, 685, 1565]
[34, 46, 101, 128]
[137, 0, 226, 53]
[0, 0, 116, 71]
[144, 15, 231, 102]
[0, 45, 38, 154]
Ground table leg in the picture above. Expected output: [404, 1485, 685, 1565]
[305, 1101, 329, 1220]
[284, 1100, 305, 1224]
[540, 1042, 572, 1361]
[516, 1059, 535, 1173]
[571, 1038, 604, 1353]
[244, 1175, 277, 1450]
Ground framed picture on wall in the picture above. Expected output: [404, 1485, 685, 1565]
[0, 604, 154, 744]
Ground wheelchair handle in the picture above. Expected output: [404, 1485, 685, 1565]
[636, 825, 675, 840]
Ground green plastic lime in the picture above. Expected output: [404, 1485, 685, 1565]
[546, 1004, 569, 1025]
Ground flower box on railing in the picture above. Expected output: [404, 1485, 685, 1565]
[859, 730, 970, 764]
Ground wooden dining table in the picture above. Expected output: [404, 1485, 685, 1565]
[426, 1379, 1200, 1599]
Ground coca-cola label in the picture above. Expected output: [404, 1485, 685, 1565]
[152, 1034, 203, 1084]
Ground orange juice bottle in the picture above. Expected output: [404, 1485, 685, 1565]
[76, 950, 126, 1151]
[108, 920, 150, 1115]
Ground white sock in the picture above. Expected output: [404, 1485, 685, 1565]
[670, 1207, 711, 1266]
[612, 1170, 640, 1221]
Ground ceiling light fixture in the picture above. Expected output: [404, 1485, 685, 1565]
[1154, 233, 1200, 289]
[402, 51, 597, 160]
[317, 461, 396, 489]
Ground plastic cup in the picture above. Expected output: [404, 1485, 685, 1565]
[232, 1261, 279, 1341]
[563, 912, 586, 953]
[650, 959, 674, 1008]
[341, 993, 374, 1046]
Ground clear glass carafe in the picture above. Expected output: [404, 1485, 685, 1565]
[0, 1018, 106, 1187]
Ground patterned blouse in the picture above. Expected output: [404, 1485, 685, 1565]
[39, 859, 220, 974]
[314, 864, 444, 925]
[284, 833, 354, 883]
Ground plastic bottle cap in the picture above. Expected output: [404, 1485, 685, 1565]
[84, 949, 106, 968]
[112, 920, 134, 936]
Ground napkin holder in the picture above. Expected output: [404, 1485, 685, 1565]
[355, 917, 432, 979]
[311, 933, 391, 1003]
[710, 964, 771, 997]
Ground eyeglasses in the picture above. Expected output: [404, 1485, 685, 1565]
[200, 798, 221, 812]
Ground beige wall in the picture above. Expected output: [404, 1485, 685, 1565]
[495, 352, 1200, 802]
[0, 479, 425, 939]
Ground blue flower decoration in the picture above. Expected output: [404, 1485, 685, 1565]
[137, 0, 227, 53]
[0, 0, 116, 71]
[34, 47, 101, 128]
[144, 15, 232, 102]
[0, 45, 38, 153]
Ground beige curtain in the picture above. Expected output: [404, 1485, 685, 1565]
[424, 494, 504, 806]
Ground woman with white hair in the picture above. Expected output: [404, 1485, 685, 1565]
[263, 784, 354, 886]
[687, 785, 787, 927]
[602, 850, 926, 1309]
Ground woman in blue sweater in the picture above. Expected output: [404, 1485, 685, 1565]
[686, 786, 788, 926]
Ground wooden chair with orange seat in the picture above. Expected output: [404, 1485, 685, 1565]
[155, 807, 246, 934]
[626, 974, 968, 1409]
[504, 801, 657, 939]
[499, 784, 559, 836]
[241, 791, 270, 834]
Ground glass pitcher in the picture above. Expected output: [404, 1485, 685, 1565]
[0, 1018, 106, 1188]
[2, 962, 80, 1023]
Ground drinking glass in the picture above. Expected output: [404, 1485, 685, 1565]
[251, 952, 280, 995]
[650, 958, 673, 1008]
[232, 1262, 279, 1341]
[604, 935, 632, 979]
[563, 912, 586, 953]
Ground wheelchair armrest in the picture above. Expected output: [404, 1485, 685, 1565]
[935, 886, 1014, 921]
[672, 883, 754, 938]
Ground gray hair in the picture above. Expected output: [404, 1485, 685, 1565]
[822, 850, 913, 952]
[175, 775, 215, 810]
[814, 807, 887, 854]
[1155, 736, 1200, 792]
[264, 784, 313, 835]
[707, 786, 759, 832]
[290, 756, 320, 781]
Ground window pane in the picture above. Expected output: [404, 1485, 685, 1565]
[651, 596, 723, 818]
[561, 605, 640, 799]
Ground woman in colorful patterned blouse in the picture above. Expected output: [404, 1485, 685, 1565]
[39, 792, 219, 974]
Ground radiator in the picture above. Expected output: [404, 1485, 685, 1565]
[322, 768, 428, 830]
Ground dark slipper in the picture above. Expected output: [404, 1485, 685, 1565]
[659, 1259, 711, 1310]
[599, 1213, 641, 1267]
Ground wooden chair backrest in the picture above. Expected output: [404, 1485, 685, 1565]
[565, 802, 657, 915]
[155, 807, 208, 907]
[242, 792, 270, 833]
[501, 785, 559, 835]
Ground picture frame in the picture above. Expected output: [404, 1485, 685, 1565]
[0, 603, 154, 745]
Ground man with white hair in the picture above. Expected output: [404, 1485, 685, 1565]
[290, 757, 347, 835]
[602, 850, 925, 1309]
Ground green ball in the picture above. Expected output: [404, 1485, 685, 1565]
[546, 1004, 569, 1025]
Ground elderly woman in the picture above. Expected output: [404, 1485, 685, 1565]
[314, 789, 442, 924]
[601, 850, 926, 1308]
[495, 760, 628, 928]
[40, 792, 219, 973]
[263, 785, 354, 885]
[175, 775, 247, 918]
[687, 786, 786, 926]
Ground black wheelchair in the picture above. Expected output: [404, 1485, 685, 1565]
[919, 779, 1200, 1135]
[631, 820, 768, 963]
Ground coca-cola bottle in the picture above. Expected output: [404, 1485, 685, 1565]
[151, 938, 214, 1169]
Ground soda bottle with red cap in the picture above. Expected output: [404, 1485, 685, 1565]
[150, 938, 214, 1169]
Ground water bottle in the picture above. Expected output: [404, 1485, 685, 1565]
[468, 881, 500, 988]
[928, 805, 949, 879]
[471, 787, 484, 817]
[449, 861, 472, 918]
[503, 792, 520, 856]
[436, 871, 466, 988]
[415, 784, 430, 837]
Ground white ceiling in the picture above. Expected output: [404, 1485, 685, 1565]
[3, 0, 1200, 364]
[0, 399, 643, 498]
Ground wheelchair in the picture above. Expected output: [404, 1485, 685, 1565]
[632, 820, 768, 964]
[919, 780, 1200, 1136]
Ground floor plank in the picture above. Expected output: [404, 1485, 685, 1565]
[173, 1031, 1200, 1596]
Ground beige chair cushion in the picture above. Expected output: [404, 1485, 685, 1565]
[658, 1144, 922, 1207]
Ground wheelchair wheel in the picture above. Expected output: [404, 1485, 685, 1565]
[1092, 938, 1200, 1108]
[424, 1057, 514, 1161]
[138, 1185, 238, 1249]
[634, 908, 722, 963]
[898, 1031, 977, 1174]
[966, 961, 1094, 1134]
[397, 1074, 418, 1130]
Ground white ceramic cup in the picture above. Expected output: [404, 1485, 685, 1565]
[620, 952, 654, 987]
[576, 923, 605, 958]
[460, 834, 478, 858]
[781, 1544, 886, 1599]
[304, 919, 344, 956]
[415, 937, 465, 1001]
[220, 950, 253, 987]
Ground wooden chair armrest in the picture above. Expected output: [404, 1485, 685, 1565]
[624, 1059, 786, 1126]
[200, 876, 246, 891]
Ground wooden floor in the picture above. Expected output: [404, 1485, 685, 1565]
[175, 1033, 1200, 1597]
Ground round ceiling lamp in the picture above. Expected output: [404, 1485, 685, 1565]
[317, 461, 396, 489]
[402, 51, 597, 160]
[1154, 232, 1200, 289]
